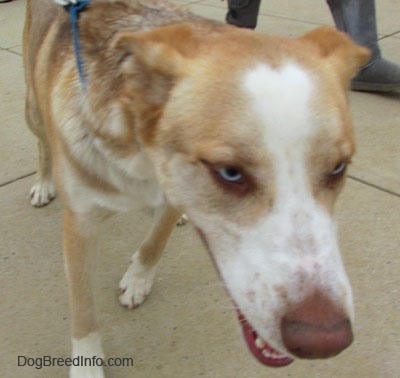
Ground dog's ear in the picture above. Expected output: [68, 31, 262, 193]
[112, 24, 197, 77]
[301, 26, 370, 88]
[111, 24, 197, 146]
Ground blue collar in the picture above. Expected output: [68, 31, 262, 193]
[65, 0, 91, 90]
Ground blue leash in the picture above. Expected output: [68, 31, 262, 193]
[64, 0, 91, 90]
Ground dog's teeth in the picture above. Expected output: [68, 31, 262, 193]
[261, 347, 285, 359]
[261, 348, 272, 358]
[262, 348, 283, 358]
[255, 337, 266, 349]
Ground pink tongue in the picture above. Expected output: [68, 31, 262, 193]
[237, 310, 294, 368]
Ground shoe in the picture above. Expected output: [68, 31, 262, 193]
[226, 0, 261, 29]
[327, 0, 400, 92]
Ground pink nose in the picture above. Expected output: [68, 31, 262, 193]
[281, 292, 353, 359]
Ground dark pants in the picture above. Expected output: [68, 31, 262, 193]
[226, 0, 262, 29]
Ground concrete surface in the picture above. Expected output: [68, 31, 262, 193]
[1, 0, 399, 377]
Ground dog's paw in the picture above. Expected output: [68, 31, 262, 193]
[54, 0, 78, 6]
[30, 180, 56, 207]
[176, 214, 188, 226]
[70, 332, 105, 378]
[119, 252, 157, 309]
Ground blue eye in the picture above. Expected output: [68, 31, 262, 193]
[332, 162, 347, 176]
[217, 167, 243, 183]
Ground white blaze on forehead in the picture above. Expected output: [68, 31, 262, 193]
[242, 62, 316, 205]
[242, 62, 315, 148]
[238, 62, 352, 308]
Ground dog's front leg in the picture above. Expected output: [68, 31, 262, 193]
[63, 207, 108, 378]
[119, 202, 181, 309]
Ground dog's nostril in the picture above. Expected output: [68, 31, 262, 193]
[280, 291, 353, 359]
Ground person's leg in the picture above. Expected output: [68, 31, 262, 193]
[327, 0, 400, 92]
[226, 0, 261, 29]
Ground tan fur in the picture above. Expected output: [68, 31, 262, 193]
[24, 0, 370, 374]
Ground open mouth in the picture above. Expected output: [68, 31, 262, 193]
[237, 310, 294, 367]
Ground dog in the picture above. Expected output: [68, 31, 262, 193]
[23, 0, 369, 376]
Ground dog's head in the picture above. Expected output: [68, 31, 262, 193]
[114, 24, 369, 366]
